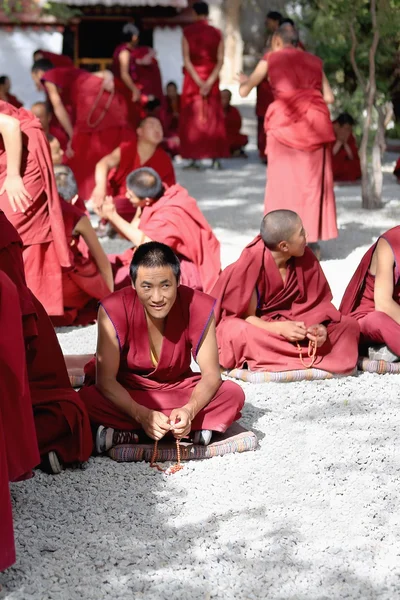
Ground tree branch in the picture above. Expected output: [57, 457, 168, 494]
[349, 20, 366, 91]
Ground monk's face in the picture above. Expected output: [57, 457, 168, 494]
[134, 265, 178, 320]
[49, 137, 64, 166]
[31, 70, 44, 91]
[285, 221, 307, 257]
[166, 84, 177, 99]
[221, 90, 231, 108]
[137, 117, 164, 146]
[31, 104, 51, 132]
[334, 122, 352, 143]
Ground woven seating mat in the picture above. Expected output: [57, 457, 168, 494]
[225, 367, 358, 383]
[108, 422, 257, 463]
[358, 358, 400, 374]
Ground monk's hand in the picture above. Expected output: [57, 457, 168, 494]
[1, 175, 32, 213]
[307, 324, 327, 348]
[168, 407, 192, 440]
[140, 408, 171, 441]
[90, 186, 106, 210]
[99, 196, 116, 220]
[278, 321, 307, 342]
[66, 140, 74, 159]
[200, 81, 212, 97]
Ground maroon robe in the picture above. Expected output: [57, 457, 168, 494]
[80, 286, 244, 432]
[160, 95, 181, 156]
[264, 47, 337, 243]
[41, 66, 77, 151]
[256, 50, 275, 159]
[109, 184, 221, 294]
[179, 20, 228, 160]
[394, 158, 400, 181]
[224, 105, 248, 154]
[38, 50, 74, 68]
[212, 236, 359, 373]
[0, 101, 71, 316]
[0, 412, 14, 572]
[340, 226, 400, 355]
[332, 133, 361, 181]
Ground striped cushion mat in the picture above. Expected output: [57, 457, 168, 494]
[358, 358, 400, 374]
[225, 367, 358, 383]
[108, 422, 257, 463]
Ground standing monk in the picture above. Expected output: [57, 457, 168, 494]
[211, 210, 359, 374]
[340, 226, 400, 361]
[239, 25, 337, 255]
[180, 2, 228, 170]
[31, 60, 135, 200]
[0, 100, 71, 317]
[90, 116, 175, 223]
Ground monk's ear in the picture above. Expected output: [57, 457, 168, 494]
[144, 196, 152, 206]
[276, 240, 288, 252]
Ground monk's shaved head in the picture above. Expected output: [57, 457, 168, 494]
[274, 23, 299, 47]
[130, 241, 181, 284]
[260, 210, 302, 249]
[126, 167, 164, 200]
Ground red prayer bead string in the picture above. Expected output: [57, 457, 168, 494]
[150, 438, 184, 475]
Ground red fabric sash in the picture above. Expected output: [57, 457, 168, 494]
[212, 236, 341, 327]
[139, 184, 221, 293]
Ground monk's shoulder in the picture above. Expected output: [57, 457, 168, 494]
[101, 286, 135, 316]
[179, 285, 215, 316]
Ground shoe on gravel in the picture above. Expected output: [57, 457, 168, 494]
[368, 345, 400, 362]
[192, 429, 213, 446]
[40, 451, 64, 475]
[96, 425, 139, 453]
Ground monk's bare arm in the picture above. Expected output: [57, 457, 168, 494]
[102, 203, 152, 246]
[183, 316, 222, 420]
[90, 146, 121, 206]
[73, 216, 114, 292]
[118, 50, 140, 101]
[44, 81, 74, 141]
[239, 60, 268, 97]
[322, 72, 334, 105]
[373, 238, 400, 323]
[244, 289, 307, 341]
[182, 36, 203, 87]
[0, 114, 32, 212]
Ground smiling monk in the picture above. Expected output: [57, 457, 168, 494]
[80, 241, 244, 451]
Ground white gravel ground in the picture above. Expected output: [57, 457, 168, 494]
[2, 103, 400, 600]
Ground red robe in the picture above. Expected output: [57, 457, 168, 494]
[264, 47, 337, 243]
[80, 285, 244, 432]
[332, 133, 361, 181]
[394, 158, 400, 180]
[224, 105, 248, 154]
[160, 95, 181, 156]
[0, 212, 92, 466]
[212, 236, 359, 373]
[4, 93, 23, 109]
[51, 202, 110, 327]
[0, 412, 14, 572]
[179, 20, 228, 160]
[0, 101, 72, 316]
[340, 226, 400, 355]
[38, 50, 74, 68]
[256, 51, 274, 159]
[41, 66, 77, 151]
[110, 184, 221, 294]
[108, 139, 176, 222]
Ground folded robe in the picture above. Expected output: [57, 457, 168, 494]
[212, 236, 359, 373]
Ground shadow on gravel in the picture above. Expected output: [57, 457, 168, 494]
[240, 401, 271, 442]
[321, 222, 384, 261]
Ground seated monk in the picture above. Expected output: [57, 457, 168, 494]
[99, 167, 221, 294]
[0, 101, 71, 318]
[90, 116, 175, 225]
[340, 226, 400, 361]
[80, 241, 244, 452]
[48, 146, 113, 326]
[0, 75, 23, 108]
[221, 89, 248, 157]
[332, 113, 361, 182]
[31, 101, 52, 137]
[161, 81, 181, 157]
[211, 210, 360, 373]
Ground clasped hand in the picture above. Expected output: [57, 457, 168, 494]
[279, 321, 327, 347]
[140, 407, 192, 441]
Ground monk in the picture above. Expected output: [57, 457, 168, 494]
[100, 168, 221, 293]
[239, 25, 337, 253]
[49, 144, 113, 326]
[340, 226, 400, 361]
[0, 75, 23, 108]
[161, 81, 181, 157]
[31, 101, 52, 136]
[332, 113, 361, 182]
[33, 49, 74, 68]
[211, 210, 359, 374]
[80, 241, 244, 452]
[180, 1, 228, 169]
[0, 114, 92, 474]
[221, 89, 248, 157]
[0, 100, 72, 317]
[31, 59, 134, 199]
[90, 116, 175, 223]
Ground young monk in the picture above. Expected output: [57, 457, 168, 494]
[49, 142, 113, 326]
[80, 241, 244, 452]
[211, 210, 359, 374]
[99, 167, 221, 294]
[180, 2, 228, 169]
[0, 115, 92, 474]
[332, 113, 361, 182]
[31, 101, 52, 136]
[90, 116, 175, 222]
[221, 89, 248, 157]
[0, 100, 71, 317]
[340, 226, 400, 361]
[0, 76, 23, 108]
[161, 81, 181, 157]
[31, 59, 135, 199]
[239, 24, 337, 252]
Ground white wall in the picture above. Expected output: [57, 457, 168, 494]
[153, 26, 183, 93]
[0, 28, 63, 108]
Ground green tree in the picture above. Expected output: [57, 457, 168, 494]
[299, 0, 400, 209]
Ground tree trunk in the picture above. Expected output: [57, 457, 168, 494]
[220, 0, 243, 85]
